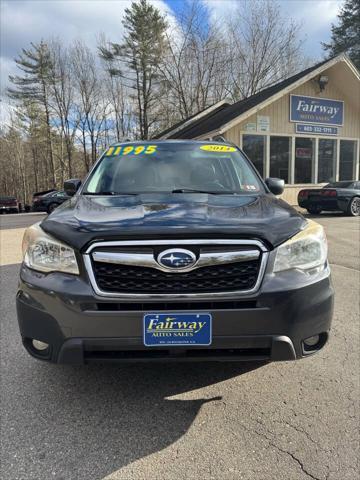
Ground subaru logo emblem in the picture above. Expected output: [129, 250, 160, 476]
[157, 248, 197, 271]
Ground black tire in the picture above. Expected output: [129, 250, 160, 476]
[347, 197, 360, 217]
[307, 206, 322, 215]
[47, 203, 58, 214]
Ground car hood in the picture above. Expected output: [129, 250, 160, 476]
[40, 193, 306, 251]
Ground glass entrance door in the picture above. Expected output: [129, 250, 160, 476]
[295, 138, 314, 183]
[318, 139, 336, 183]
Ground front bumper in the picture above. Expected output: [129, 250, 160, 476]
[16, 262, 334, 364]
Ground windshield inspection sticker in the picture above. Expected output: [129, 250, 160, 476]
[200, 145, 237, 152]
[105, 145, 157, 156]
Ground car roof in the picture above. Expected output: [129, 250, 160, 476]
[109, 139, 236, 147]
[326, 180, 356, 187]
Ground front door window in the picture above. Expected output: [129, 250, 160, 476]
[318, 139, 336, 183]
[339, 140, 356, 180]
[295, 138, 314, 183]
[270, 136, 290, 183]
[242, 135, 265, 177]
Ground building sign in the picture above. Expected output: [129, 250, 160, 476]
[244, 122, 257, 132]
[257, 115, 270, 132]
[296, 124, 338, 135]
[295, 147, 312, 158]
[290, 95, 344, 126]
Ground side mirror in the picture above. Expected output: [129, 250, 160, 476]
[265, 177, 285, 196]
[64, 179, 81, 197]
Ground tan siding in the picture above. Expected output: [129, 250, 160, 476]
[224, 64, 360, 144]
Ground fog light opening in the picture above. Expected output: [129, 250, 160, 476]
[32, 339, 49, 351]
[302, 332, 328, 354]
[304, 335, 320, 347]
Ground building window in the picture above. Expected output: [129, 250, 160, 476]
[318, 139, 336, 183]
[270, 136, 290, 183]
[295, 137, 314, 183]
[339, 140, 356, 180]
[242, 135, 265, 177]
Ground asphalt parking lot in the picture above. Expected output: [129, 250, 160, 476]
[0, 212, 359, 480]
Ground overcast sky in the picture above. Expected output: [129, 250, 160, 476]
[0, 0, 344, 123]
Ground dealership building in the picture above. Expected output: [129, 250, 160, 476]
[157, 54, 360, 204]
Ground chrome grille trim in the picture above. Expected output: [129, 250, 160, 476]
[92, 249, 260, 273]
[83, 239, 269, 299]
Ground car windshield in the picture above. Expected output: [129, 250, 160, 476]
[324, 181, 353, 188]
[83, 142, 263, 195]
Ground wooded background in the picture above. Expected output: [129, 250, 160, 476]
[1, 0, 358, 204]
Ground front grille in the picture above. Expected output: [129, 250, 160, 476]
[92, 259, 261, 294]
[82, 300, 258, 311]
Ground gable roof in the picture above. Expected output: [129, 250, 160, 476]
[154, 99, 231, 139]
[156, 54, 359, 140]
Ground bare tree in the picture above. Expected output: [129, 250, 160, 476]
[72, 40, 109, 169]
[49, 40, 78, 177]
[226, 0, 304, 100]
[158, 1, 228, 123]
[98, 34, 134, 143]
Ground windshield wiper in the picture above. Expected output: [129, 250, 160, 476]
[171, 188, 236, 195]
[84, 191, 138, 196]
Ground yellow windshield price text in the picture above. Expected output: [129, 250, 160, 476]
[105, 145, 157, 156]
[200, 145, 236, 152]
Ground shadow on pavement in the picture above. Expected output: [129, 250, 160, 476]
[42, 362, 264, 479]
[1, 264, 267, 480]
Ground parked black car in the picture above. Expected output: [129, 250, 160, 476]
[0, 196, 20, 213]
[32, 189, 70, 213]
[18, 141, 333, 364]
[298, 181, 360, 216]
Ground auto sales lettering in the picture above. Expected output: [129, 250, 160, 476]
[143, 313, 212, 346]
[290, 95, 343, 126]
[147, 317, 205, 335]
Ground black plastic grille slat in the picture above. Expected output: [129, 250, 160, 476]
[84, 348, 271, 360]
[87, 300, 258, 311]
[92, 258, 261, 294]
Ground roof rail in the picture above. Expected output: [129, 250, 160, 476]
[212, 135, 228, 143]
[212, 135, 238, 148]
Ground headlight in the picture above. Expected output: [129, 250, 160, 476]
[273, 220, 327, 273]
[22, 223, 79, 275]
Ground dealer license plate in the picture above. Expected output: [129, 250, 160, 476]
[143, 313, 212, 346]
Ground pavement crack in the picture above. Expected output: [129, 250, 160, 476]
[241, 422, 323, 480]
[262, 433, 322, 480]
[274, 446, 322, 480]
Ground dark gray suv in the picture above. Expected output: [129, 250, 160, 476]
[17, 141, 334, 363]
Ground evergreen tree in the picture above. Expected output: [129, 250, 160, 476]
[99, 0, 168, 139]
[7, 41, 57, 185]
[322, 0, 360, 69]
